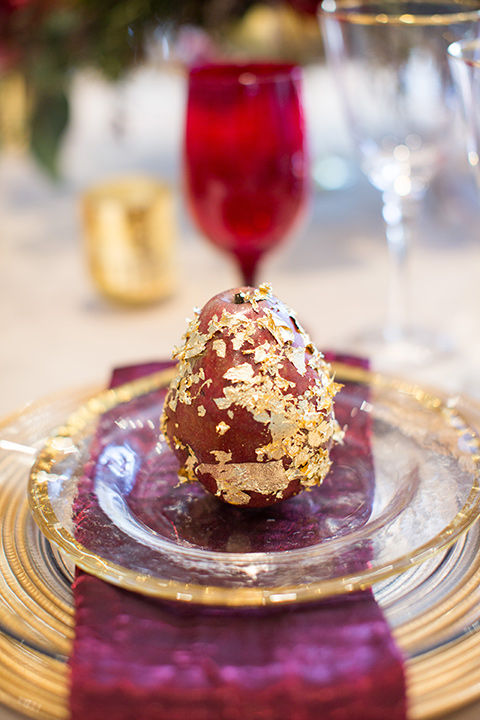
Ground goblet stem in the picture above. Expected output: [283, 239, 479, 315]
[356, 188, 451, 369]
[238, 253, 261, 288]
[381, 190, 418, 344]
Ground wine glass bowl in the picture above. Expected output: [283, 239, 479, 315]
[319, 0, 480, 368]
[321, 0, 478, 194]
[184, 63, 310, 286]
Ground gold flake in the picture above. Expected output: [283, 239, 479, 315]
[308, 423, 329, 447]
[197, 405, 206, 417]
[223, 363, 255, 383]
[216, 421, 230, 435]
[241, 283, 273, 311]
[285, 345, 307, 376]
[268, 411, 298, 443]
[211, 449, 232, 463]
[181, 331, 209, 360]
[334, 425, 346, 444]
[258, 310, 295, 346]
[232, 329, 248, 351]
[253, 409, 270, 424]
[207, 314, 221, 335]
[214, 396, 232, 411]
[257, 283, 272, 298]
[196, 457, 290, 505]
[253, 342, 271, 364]
[212, 339, 226, 358]
[172, 441, 199, 484]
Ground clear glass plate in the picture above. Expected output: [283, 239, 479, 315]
[2, 375, 480, 718]
[28, 362, 480, 605]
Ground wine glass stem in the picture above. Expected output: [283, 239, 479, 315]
[381, 191, 418, 343]
[239, 255, 260, 287]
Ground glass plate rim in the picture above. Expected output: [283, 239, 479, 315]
[319, 0, 480, 26]
[28, 363, 480, 607]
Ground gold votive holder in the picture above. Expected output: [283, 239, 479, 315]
[0, 71, 31, 152]
[82, 176, 176, 306]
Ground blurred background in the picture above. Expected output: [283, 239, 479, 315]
[0, 0, 342, 180]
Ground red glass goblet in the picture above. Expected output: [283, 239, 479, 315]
[184, 63, 309, 286]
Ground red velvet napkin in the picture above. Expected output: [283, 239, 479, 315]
[69, 357, 407, 720]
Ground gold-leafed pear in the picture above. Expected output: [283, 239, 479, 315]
[161, 284, 342, 508]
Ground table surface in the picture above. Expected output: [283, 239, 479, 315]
[1, 64, 480, 720]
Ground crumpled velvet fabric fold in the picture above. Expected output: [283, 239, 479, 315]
[69, 357, 407, 720]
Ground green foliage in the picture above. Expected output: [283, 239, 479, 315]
[1, 0, 275, 175]
[30, 88, 69, 178]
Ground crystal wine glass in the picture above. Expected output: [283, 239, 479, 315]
[319, 0, 480, 367]
[448, 38, 480, 181]
[184, 63, 310, 287]
[447, 39, 480, 393]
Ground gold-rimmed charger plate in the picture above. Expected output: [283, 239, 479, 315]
[0, 371, 480, 718]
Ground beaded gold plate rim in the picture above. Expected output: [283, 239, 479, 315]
[2, 382, 480, 718]
[28, 362, 480, 607]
